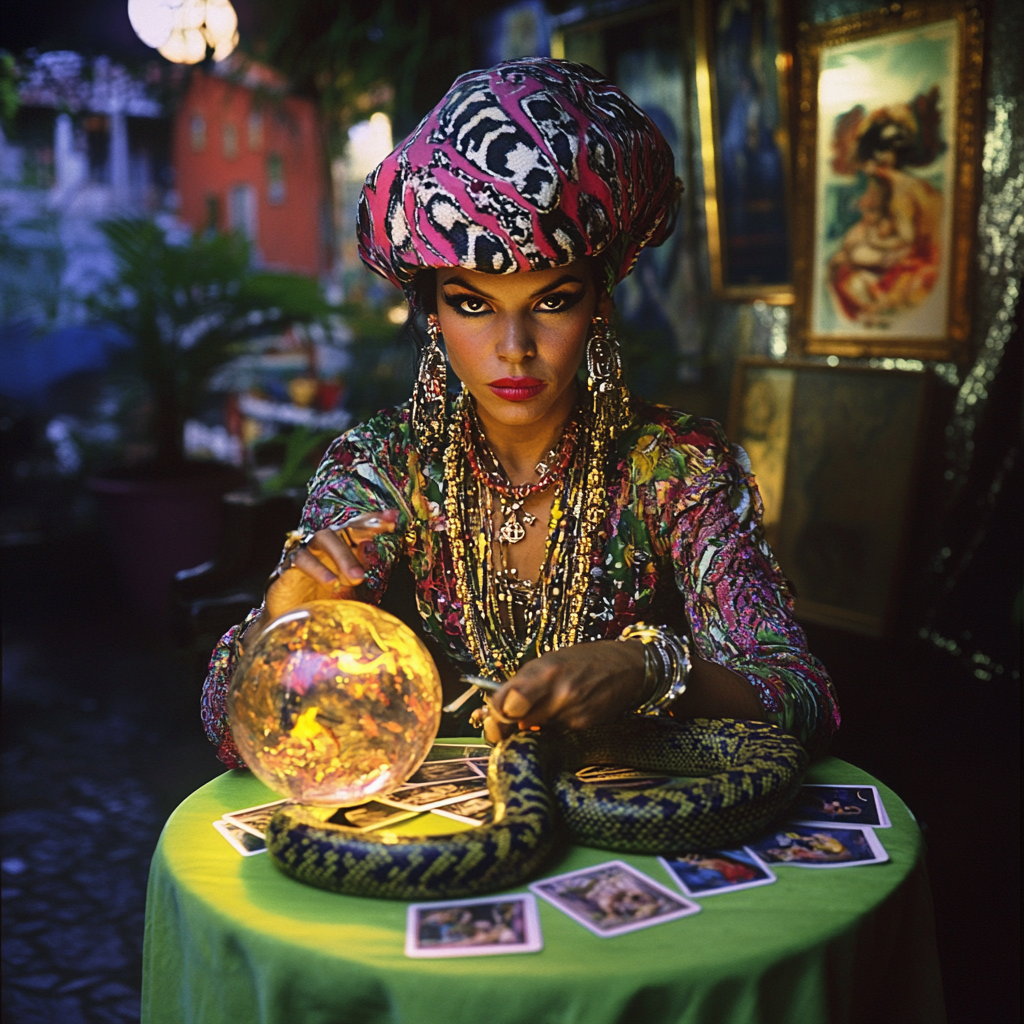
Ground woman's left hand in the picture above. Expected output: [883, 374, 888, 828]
[482, 640, 647, 743]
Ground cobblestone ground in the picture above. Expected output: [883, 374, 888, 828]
[2, 736, 158, 1023]
[2, 537, 223, 1024]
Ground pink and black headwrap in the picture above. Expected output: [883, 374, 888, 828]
[357, 58, 682, 303]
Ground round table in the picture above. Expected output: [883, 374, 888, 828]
[142, 749, 945, 1024]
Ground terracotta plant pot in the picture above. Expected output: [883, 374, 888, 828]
[89, 462, 246, 621]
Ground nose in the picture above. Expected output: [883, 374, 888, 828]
[495, 315, 536, 365]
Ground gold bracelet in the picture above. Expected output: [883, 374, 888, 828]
[617, 623, 691, 716]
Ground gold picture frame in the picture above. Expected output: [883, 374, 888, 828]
[728, 357, 932, 637]
[791, 1, 985, 361]
[694, 0, 795, 303]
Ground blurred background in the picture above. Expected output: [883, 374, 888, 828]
[1, 1, 1019, 1022]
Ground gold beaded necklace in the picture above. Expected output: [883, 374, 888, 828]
[443, 387, 612, 681]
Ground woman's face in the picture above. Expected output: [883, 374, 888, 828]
[434, 260, 612, 436]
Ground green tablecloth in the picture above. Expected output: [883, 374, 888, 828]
[142, 751, 945, 1024]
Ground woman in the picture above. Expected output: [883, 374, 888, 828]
[202, 58, 839, 764]
[827, 92, 945, 325]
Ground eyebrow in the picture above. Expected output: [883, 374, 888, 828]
[529, 274, 585, 297]
[440, 273, 586, 299]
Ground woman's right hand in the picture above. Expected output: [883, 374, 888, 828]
[264, 509, 399, 622]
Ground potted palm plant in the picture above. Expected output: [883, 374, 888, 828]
[87, 217, 328, 619]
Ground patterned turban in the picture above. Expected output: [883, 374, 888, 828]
[357, 57, 682, 300]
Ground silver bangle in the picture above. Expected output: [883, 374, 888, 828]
[618, 623, 691, 716]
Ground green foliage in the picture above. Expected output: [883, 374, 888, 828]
[91, 217, 329, 466]
[251, 0, 595, 138]
[251, 0, 500, 139]
[335, 302, 416, 423]
[258, 425, 337, 495]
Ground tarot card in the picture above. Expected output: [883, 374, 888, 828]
[381, 778, 489, 812]
[213, 819, 267, 856]
[659, 848, 776, 897]
[405, 894, 543, 958]
[404, 760, 486, 786]
[222, 799, 291, 840]
[327, 802, 420, 832]
[423, 743, 490, 762]
[531, 861, 700, 937]
[789, 784, 891, 828]
[747, 825, 889, 868]
[432, 795, 494, 825]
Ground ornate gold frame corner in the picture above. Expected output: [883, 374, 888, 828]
[791, 0, 986, 362]
[694, 0, 796, 305]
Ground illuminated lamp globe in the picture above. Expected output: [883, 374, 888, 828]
[127, 0, 174, 49]
[158, 27, 207, 65]
[227, 600, 443, 805]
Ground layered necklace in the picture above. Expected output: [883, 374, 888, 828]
[444, 387, 612, 681]
[461, 402, 578, 547]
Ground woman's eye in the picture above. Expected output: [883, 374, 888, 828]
[536, 291, 581, 312]
[442, 293, 490, 315]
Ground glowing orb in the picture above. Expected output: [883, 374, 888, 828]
[227, 600, 442, 804]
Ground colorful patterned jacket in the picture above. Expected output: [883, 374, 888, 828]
[202, 400, 840, 767]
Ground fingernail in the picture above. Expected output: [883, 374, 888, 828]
[365, 517, 381, 528]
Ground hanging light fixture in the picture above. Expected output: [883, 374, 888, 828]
[202, 0, 239, 61]
[128, 0, 239, 65]
[157, 0, 208, 67]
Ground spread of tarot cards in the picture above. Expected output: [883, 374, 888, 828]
[211, 750, 495, 855]
[210, 774, 892, 958]
[740, 783, 891, 869]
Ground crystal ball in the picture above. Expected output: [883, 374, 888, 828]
[227, 600, 443, 805]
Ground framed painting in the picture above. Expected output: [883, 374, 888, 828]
[728, 357, 932, 636]
[694, 0, 795, 303]
[792, 2, 985, 360]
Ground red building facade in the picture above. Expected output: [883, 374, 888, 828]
[173, 65, 328, 276]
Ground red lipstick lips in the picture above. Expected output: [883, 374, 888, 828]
[487, 377, 547, 402]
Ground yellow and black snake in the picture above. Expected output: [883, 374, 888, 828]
[265, 716, 807, 900]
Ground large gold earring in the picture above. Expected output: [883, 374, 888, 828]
[413, 313, 448, 456]
[586, 315, 629, 437]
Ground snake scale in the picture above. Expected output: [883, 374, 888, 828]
[265, 716, 808, 900]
